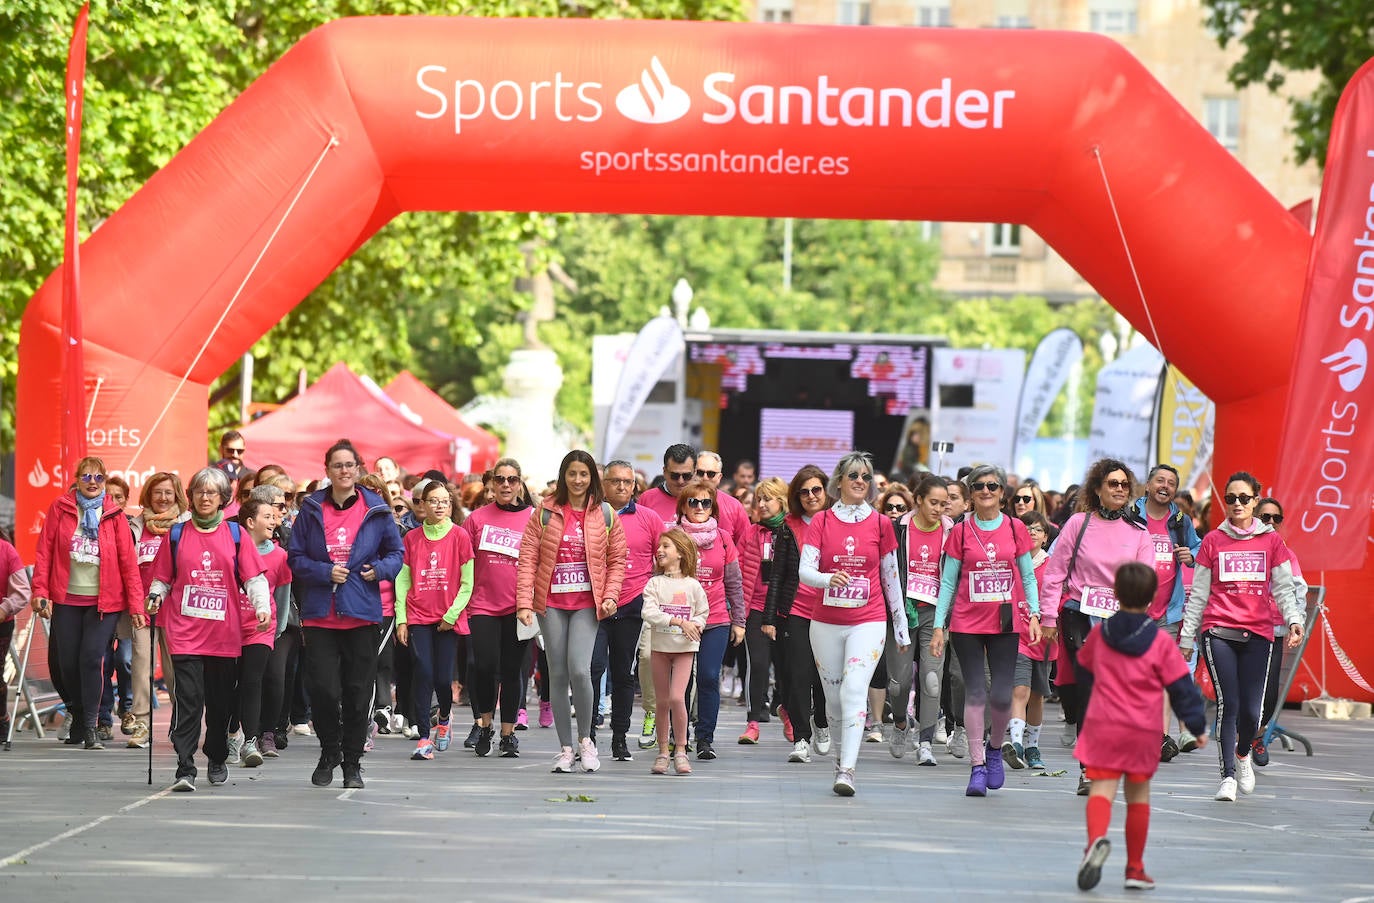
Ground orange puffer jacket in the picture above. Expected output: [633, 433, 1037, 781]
[516, 497, 627, 619]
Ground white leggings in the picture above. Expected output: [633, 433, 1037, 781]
[809, 619, 887, 770]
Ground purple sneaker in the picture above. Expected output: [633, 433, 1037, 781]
[515, 708, 529, 731]
[539, 701, 553, 729]
[364, 721, 378, 753]
[261, 732, 279, 758]
[966, 764, 988, 797]
[984, 743, 1005, 790]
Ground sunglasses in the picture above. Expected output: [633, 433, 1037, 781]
[847, 471, 873, 483]
[799, 486, 826, 498]
[491, 475, 521, 485]
[685, 497, 713, 509]
[969, 481, 1001, 492]
[1224, 493, 1256, 506]
[272, 502, 288, 511]
[1104, 479, 1132, 491]
[884, 503, 908, 513]
[1258, 512, 1283, 525]
[1014, 494, 1034, 504]
[695, 470, 720, 480]
[223, 447, 245, 457]
[667, 472, 694, 482]
[392, 505, 408, 514]
[79, 473, 106, 484]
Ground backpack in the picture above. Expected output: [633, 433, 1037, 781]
[168, 520, 245, 591]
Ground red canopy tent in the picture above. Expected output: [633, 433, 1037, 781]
[240, 363, 458, 481]
[385, 371, 500, 474]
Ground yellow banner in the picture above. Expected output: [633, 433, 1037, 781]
[1154, 366, 1214, 488]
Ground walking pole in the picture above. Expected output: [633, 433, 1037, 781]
[147, 613, 155, 786]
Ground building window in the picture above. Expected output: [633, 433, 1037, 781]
[994, 14, 1032, 27]
[921, 221, 943, 242]
[1205, 97, 1240, 152]
[759, 0, 793, 23]
[916, 4, 951, 26]
[1089, 1, 1138, 35]
[837, 1, 871, 25]
[989, 223, 1021, 256]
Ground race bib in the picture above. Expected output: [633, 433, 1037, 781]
[1079, 585, 1119, 619]
[136, 538, 161, 565]
[969, 567, 1013, 603]
[181, 584, 229, 622]
[71, 533, 100, 566]
[1217, 550, 1267, 582]
[1152, 533, 1173, 565]
[550, 560, 592, 594]
[478, 525, 521, 559]
[906, 568, 940, 604]
[762, 540, 774, 562]
[657, 599, 691, 635]
[823, 576, 870, 608]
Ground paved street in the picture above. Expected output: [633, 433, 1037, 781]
[2, 702, 1372, 902]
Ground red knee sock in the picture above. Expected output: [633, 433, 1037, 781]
[1126, 802, 1150, 869]
[1086, 795, 1112, 844]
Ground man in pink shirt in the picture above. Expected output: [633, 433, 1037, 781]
[637, 444, 697, 531]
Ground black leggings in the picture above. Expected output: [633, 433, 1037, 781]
[1259, 632, 1286, 731]
[375, 615, 397, 710]
[170, 654, 237, 778]
[49, 604, 119, 731]
[408, 624, 456, 740]
[1055, 608, 1096, 733]
[261, 628, 295, 739]
[744, 610, 775, 722]
[469, 614, 530, 726]
[1203, 630, 1272, 778]
[949, 631, 1018, 765]
[233, 643, 272, 740]
[590, 615, 643, 736]
[784, 615, 827, 742]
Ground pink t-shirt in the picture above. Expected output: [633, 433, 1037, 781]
[240, 543, 289, 647]
[806, 509, 896, 627]
[715, 491, 752, 550]
[1075, 625, 1190, 777]
[303, 499, 373, 631]
[787, 514, 822, 621]
[944, 516, 1033, 635]
[1017, 554, 1053, 660]
[904, 520, 948, 607]
[1196, 528, 1295, 636]
[547, 507, 595, 611]
[637, 486, 681, 532]
[149, 524, 267, 657]
[402, 524, 474, 626]
[135, 530, 167, 594]
[1146, 516, 1177, 621]
[693, 530, 739, 627]
[617, 505, 664, 604]
[463, 506, 534, 617]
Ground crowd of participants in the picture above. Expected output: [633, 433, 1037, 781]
[0, 429, 1309, 891]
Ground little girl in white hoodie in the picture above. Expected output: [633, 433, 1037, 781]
[640, 528, 709, 776]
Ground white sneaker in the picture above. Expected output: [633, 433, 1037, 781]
[916, 741, 938, 766]
[864, 725, 883, 743]
[813, 726, 832, 756]
[1061, 722, 1078, 748]
[933, 722, 949, 745]
[292, 723, 314, 736]
[889, 724, 908, 759]
[226, 734, 243, 766]
[787, 739, 812, 763]
[552, 746, 576, 773]
[1236, 755, 1256, 794]
[947, 726, 969, 759]
[1215, 777, 1238, 801]
[402, 724, 420, 740]
[579, 738, 600, 773]
[392, 713, 407, 732]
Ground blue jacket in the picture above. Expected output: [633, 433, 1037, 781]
[288, 486, 404, 624]
[1131, 497, 1202, 624]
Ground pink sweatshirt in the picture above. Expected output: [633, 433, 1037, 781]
[1039, 512, 1155, 627]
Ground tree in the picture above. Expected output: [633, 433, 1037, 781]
[1200, 0, 1374, 167]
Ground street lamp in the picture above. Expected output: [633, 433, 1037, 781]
[672, 278, 693, 327]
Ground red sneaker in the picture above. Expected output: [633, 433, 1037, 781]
[779, 707, 795, 743]
[1124, 866, 1155, 891]
[738, 722, 760, 744]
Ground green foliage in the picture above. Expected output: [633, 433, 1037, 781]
[1200, 0, 1374, 167]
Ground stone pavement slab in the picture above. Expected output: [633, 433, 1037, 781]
[2, 704, 1372, 902]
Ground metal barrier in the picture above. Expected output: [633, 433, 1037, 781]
[1258, 585, 1324, 757]
[4, 607, 61, 751]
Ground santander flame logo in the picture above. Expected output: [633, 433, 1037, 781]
[615, 56, 690, 124]
[1321, 338, 1368, 393]
[27, 459, 51, 488]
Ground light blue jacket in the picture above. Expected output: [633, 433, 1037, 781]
[1131, 497, 1202, 624]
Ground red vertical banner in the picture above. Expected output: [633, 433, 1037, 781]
[61, 2, 91, 478]
[1273, 57, 1374, 572]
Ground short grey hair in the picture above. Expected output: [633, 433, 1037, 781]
[964, 463, 1008, 491]
[250, 484, 285, 503]
[604, 459, 634, 473]
[696, 450, 723, 469]
[827, 452, 880, 504]
[188, 467, 232, 509]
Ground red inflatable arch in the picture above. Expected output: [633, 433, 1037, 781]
[16, 18, 1370, 698]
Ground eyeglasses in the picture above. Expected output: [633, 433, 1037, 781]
[799, 486, 826, 498]
[1014, 494, 1035, 504]
[1258, 512, 1284, 525]
[491, 475, 521, 485]
[846, 471, 873, 483]
[969, 481, 1001, 492]
[606, 478, 634, 487]
[685, 497, 713, 509]
[1104, 479, 1132, 491]
[272, 502, 288, 511]
[223, 447, 245, 457]
[1223, 493, 1256, 506]
[667, 471, 694, 482]
[425, 498, 452, 506]
[78, 473, 105, 484]
[193, 489, 220, 498]
[695, 469, 720, 480]
[883, 503, 908, 513]
[1028, 524, 1047, 534]
[328, 461, 358, 472]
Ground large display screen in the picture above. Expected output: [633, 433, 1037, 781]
[759, 407, 854, 480]
[689, 342, 929, 414]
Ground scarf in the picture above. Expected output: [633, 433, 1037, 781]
[761, 511, 785, 530]
[1096, 505, 1127, 521]
[142, 508, 180, 536]
[497, 500, 530, 512]
[77, 491, 105, 539]
[192, 510, 224, 531]
[679, 516, 718, 549]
